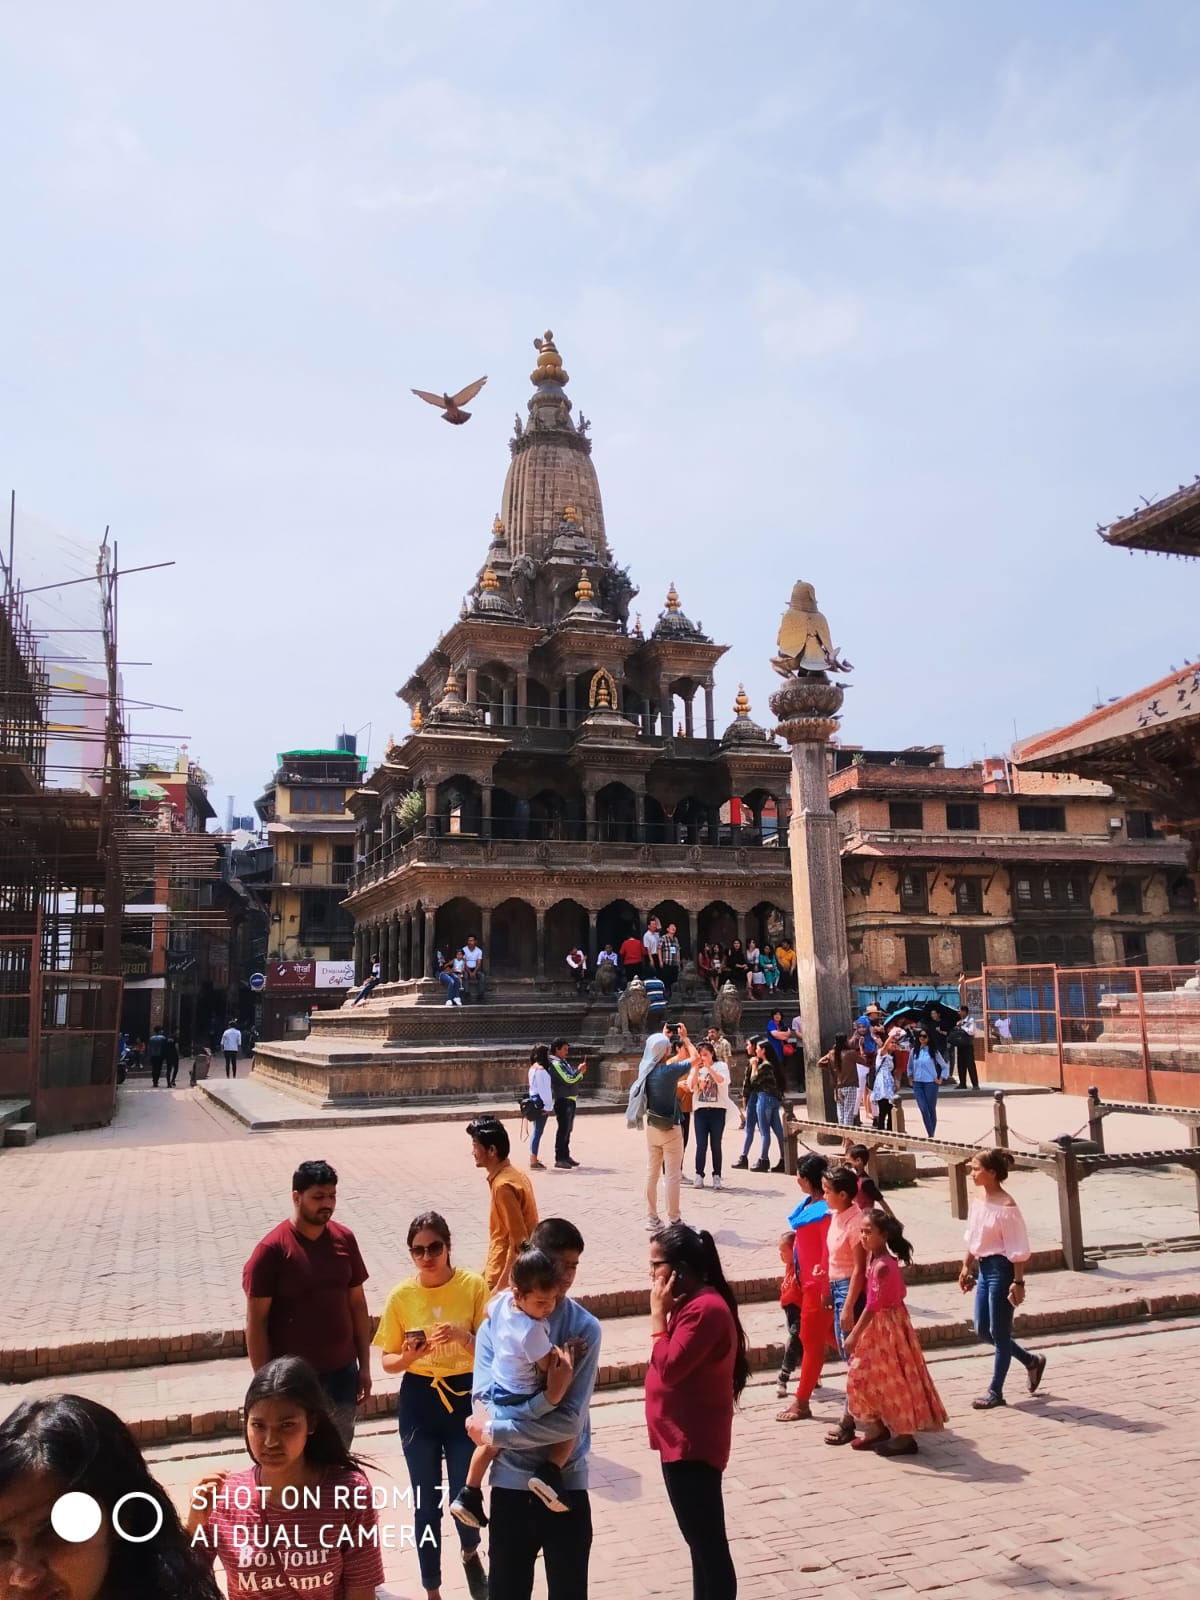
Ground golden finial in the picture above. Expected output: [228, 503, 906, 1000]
[563, 505, 578, 523]
[411, 707, 424, 732]
[481, 565, 500, 592]
[531, 330, 569, 386]
[444, 667, 460, 696]
[492, 513, 505, 537]
[665, 583, 681, 612]
[734, 684, 751, 717]
[633, 612, 644, 638]
[575, 568, 594, 602]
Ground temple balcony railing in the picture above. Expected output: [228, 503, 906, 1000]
[348, 830, 789, 892]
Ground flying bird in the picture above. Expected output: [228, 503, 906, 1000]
[411, 375, 487, 424]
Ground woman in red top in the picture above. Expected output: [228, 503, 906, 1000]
[646, 1224, 749, 1600]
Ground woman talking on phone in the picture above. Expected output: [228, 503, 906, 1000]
[374, 1211, 490, 1600]
[646, 1223, 750, 1600]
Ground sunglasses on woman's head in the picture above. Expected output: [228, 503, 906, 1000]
[410, 1241, 445, 1257]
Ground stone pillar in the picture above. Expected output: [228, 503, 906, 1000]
[737, 910, 748, 948]
[481, 907, 492, 954]
[517, 672, 528, 727]
[687, 907, 699, 960]
[684, 693, 695, 739]
[770, 665, 850, 1122]
[423, 908, 436, 980]
[465, 666, 479, 706]
[584, 790, 597, 843]
[634, 792, 646, 843]
[354, 926, 365, 982]
[704, 681, 715, 739]
[481, 785, 493, 839]
[587, 909, 598, 967]
[501, 686, 513, 726]
[390, 918, 402, 982]
[536, 909, 547, 980]
[641, 697, 652, 737]
[424, 783, 438, 835]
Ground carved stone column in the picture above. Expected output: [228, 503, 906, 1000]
[423, 908, 437, 980]
[516, 671, 528, 727]
[481, 785, 493, 840]
[424, 783, 438, 835]
[704, 681, 715, 739]
[770, 669, 849, 1122]
[584, 789, 597, 843]
[535, 909, 547, 980]
[634, 792, 646, 843]
[684, 693, 695, 739]
[587, 909, 599, 967]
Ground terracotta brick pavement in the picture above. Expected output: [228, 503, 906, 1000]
[6, 1082, 1199, 1349]
[143, 1322, 1200, 1599]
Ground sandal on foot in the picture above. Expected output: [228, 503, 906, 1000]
[876, 1435, 918, 1456]
[851, 1428, 890, 1451]
[1027, 1354, 1047, 1394]
[824, 1420, 856, 1446]
[775, 1401, 812, 1422]
[972, 1391, 1006, 1410]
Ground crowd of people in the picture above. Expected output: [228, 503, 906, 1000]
[818, 1003, 981, 1138]
[3, 1015, 1048, 1600]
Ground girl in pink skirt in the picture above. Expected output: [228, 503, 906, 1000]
[844, 1209, 947, 1456]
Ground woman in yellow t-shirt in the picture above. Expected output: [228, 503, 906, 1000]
[374, 1211, 489, 1600]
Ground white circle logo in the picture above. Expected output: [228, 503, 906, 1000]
[111, 1491, 165, 1544]
[51, 1492, 103, 1543]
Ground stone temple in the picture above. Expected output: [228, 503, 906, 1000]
[254, 332, 794, 1104]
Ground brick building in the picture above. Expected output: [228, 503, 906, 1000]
[254, 737, 366, 1036]
[831, 745, 1200, 996]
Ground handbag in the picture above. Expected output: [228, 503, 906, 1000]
[519, 1094, 544, 1121]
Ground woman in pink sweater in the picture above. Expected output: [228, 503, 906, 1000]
[646, 1224, 749, 1600]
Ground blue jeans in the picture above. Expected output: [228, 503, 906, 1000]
[530, 1110, 548, 1157]
[975, 1255, 1034, 1397]
[912, 1078, 939, 1136]
[830, 1276, 851, 1360]
[756, 1093, 785, 1162]
[318, 1358, 360, 1446]
[693, 1107, 727, 1177]
[739, 1093, 759, 1159]
[397, 1371, 480, 1590]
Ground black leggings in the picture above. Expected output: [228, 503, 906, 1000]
[661, 1458, 736, 1600]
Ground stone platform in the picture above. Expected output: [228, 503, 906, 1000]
[255, 982, 794, 1108]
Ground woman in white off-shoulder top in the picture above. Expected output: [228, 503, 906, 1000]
[959, 1149, 1047, 1410]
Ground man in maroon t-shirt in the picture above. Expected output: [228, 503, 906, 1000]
[242, 1158, 372, 1443]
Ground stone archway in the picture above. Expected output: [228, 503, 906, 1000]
[597, 898, 640, 955]
[435, 897, 483, 965]
[546, 899, 589, 969]
[650, 898, 692, 958]
[699, 900, 738, 949]
[491, 898, 537, 976]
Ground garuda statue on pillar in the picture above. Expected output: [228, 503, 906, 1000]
[771, 581, 853, 677]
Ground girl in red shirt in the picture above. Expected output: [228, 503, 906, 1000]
[845, 1210, 948, 1456]
[646, 1225, 749, 1600]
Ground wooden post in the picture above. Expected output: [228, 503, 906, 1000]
[1054, 1138, 1088, 1272]
[949, 1160, 969, 1220]
[783, 1120, 798, 1175]
[992, 1090, 1008, 1149]
[1189, 1123, 1200, 1224]
[893, 1094, 906, 1135]
[1087, 1086, 1106, 1152]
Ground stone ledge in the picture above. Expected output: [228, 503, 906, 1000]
[63, 1295, 1200, 1448]
[0, 1254, 1066, 1383]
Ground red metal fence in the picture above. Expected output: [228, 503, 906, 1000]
[972, 963, 1200, 1105]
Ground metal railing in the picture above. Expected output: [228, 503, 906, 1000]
[348, 830, 790, 890]
[977, 962, 1200, 1094]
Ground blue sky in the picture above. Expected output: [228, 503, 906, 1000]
[3, 1, 1199, 816]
